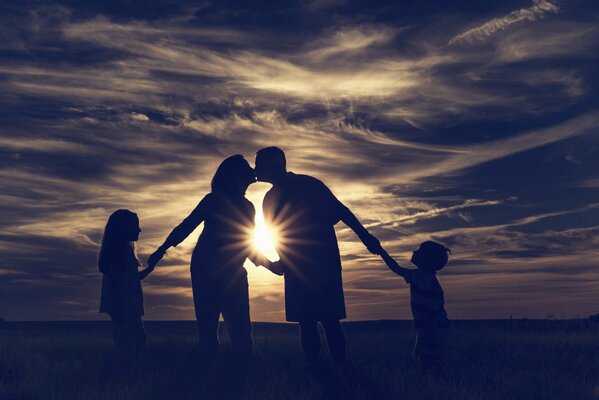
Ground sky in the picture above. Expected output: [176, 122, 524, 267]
[1, 0, 598, 321]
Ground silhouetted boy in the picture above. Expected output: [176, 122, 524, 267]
[380, 241, 450, 374]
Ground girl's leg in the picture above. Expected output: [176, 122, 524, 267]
[112, 314, 136, 365]
[321, 319, 346, 365]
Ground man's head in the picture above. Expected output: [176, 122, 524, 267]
[255, 146, 287, 183]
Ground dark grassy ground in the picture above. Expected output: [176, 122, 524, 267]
[1, 320, 599, 400]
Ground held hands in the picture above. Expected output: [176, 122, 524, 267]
[141, 248, 165, 280]
[147, 246, 167, 270]
[269, 261, 284, 276]
[361, 232, 382, 255]
[260, 260, 284, 276]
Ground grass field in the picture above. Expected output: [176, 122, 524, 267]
[1, 320, 598, 400]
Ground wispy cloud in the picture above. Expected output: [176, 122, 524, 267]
[449, 0, 560, 45]
[0, 1, 598, 321]
[303, 26, 396, 60]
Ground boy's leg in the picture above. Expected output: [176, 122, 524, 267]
[321, 319, 346, 365]
[435, 325, 449, 370]
[298, 320, 320, 363]
[415, 326, 442, 373]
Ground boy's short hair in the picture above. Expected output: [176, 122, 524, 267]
[418, 241, 451, 271]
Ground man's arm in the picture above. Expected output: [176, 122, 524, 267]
[260, 260, 284, 276]
[254, 190, 284, 276]
[338, 204, 381, 254]
[248, 251, 271, 268]
[318, 179, 381, 254]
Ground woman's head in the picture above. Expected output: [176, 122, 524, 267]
[211, 155, 256, 196]
[98, 209, 140, 273]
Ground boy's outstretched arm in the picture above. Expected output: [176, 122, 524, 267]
[379, 247, 410, 281]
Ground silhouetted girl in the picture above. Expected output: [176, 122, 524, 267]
[148, 155, 271, 362]
[98, 209, 154, 363]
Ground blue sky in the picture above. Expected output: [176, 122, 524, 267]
[1, 0, 598, 321]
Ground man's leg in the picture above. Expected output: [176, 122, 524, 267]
[133, 316, 147, 361]
[298, 320, 320, 363]
[321, 319, 346, 365]
[111, 315, 125, 353]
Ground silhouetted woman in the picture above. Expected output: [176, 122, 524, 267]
[98, 209, 154, 364]
[149, 155, 270, 361]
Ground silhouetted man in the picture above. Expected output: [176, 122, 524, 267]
[255, 146, 381, 365]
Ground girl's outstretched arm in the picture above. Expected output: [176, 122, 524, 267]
[138, 264, 154, 280]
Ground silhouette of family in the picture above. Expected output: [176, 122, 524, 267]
[98, 147, 451, 375]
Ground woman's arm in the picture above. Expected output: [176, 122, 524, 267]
[247, 250, 270, 268]
[149, 195, 211, 266]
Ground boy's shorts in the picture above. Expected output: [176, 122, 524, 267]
[414, 321, 449, 360]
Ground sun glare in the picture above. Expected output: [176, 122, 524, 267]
[253, 208, 280, 262]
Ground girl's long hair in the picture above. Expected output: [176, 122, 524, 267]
[211, 154, 253, 196]
[98, 209, 140, 273]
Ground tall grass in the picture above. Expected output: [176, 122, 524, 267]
[1, 320, 598, 400]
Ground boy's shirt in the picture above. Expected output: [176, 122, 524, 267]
[404, 269, 448, 329]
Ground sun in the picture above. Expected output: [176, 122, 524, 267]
[252, 219, 280, 262]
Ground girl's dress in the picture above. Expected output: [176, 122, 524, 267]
[99, 250, 146, 358]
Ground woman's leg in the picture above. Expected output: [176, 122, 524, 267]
[192, 273, 221, 359]
[321, 319, 346, 365]
[221, 277, 253, 361]
[298, 320, 320, 363]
